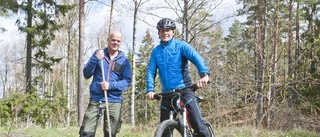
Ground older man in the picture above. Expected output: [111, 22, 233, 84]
[80, 30, 132, 137]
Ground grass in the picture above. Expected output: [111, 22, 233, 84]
[0, 124, 318, 137]
[0, 124, 154, 137]
[216, 126, 319, 137]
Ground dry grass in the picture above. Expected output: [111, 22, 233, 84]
[0, 124, 319, 137]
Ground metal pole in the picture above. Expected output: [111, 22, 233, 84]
[99, 38, 112, 137]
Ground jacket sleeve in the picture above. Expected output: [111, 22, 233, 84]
[83, 52, 100, 79]
[109, 58, 132, 91]
[181, 41, 210, 76]
[146, 49, 157, 93]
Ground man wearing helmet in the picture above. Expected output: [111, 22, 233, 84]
[146, 18, 210, 137]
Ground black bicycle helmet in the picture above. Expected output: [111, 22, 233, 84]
[156, 18, 176, 30]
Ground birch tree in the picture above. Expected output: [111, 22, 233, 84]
[128, 0, 150, 126]
[78, 0, 85, 126]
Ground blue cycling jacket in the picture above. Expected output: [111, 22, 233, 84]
[83, 48, 132, 102]
[146, 38, 210, 93]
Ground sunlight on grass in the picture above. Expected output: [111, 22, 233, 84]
[24, 126, 79, 137]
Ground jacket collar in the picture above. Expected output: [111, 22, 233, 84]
[160, 38, 175, 48]
[104, 48, 123, 61]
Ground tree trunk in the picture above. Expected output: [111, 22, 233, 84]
[26, 0, 33, 93]
[255, 0, 266, 127]
[293, 2, 302, 98]
[267, 0, 279, 129]
[2, 63, 8, 98]
[130, 0, 140, 126]
[183, 0, 188, 41]
[288, 0, 294, 108]
[78, 0, 85, 126]
[294, 0, 300, 87]
[66, 27, 72, 127]
[108, 0, 114, 34]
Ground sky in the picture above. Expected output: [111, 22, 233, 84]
[84, 0, 245, 52]
[0, 0, 245, 98]
[0, 0, 244, 52]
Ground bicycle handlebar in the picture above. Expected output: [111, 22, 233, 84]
[154, 84, 198, 100]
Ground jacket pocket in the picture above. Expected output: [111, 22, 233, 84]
[112, 61, 124, 72]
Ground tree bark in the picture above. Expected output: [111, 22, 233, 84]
[256, 0, 266, 127]
[268, 0, 279, 129]
[108, 0, 114, 34]
[130, 0, 139, 126]
[288, 0, 294, 108]
[26, 0, 33, 93]
[78, 0, 85, 126]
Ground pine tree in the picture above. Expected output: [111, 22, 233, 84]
[0, 0, 75, 93]
[135, 29, 158, 124]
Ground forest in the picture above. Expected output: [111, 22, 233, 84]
[0, 0, 319, 136]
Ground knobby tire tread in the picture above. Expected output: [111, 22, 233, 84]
[154, 120, 215, 137]
[154, 120, 182, 137]
[204, 120, 215, 137]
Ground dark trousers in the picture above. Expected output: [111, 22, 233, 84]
[160, 89, 210, 137]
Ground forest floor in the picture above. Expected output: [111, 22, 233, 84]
[0, 124, 319, 137]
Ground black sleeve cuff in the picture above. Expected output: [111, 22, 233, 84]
[200, 72, 209, 78]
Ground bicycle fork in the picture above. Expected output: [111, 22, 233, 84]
[168, 108, 188, 137]
[182, 108, 187, 137]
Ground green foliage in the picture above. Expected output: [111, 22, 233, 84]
[136, 29, 154, 91]
[233, 0, 320, 129]
[134, 29, 157, 124]
[0, 87, 69, 127]
[296, 84, 320, 114]
[3, 0, 75, 92]
[292, 1, 320, 114]
[56, 4, 77, 16]
[0, 98, 10, 126]
[285, 130, 320, 137]
[0, 0, 19, 13]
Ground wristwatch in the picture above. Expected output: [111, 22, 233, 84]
[200, 72, 209, 78]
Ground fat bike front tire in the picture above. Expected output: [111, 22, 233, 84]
[154, 120, 186, 137]
[204, 121, 215, 137]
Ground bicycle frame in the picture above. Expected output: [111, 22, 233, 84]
[153, 83, 215, 137]
[155, 84, 198, 136]
[178, 100, 190, 137]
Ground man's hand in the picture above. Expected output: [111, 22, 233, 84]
[95, 50, 104, 60]
[197, 75, 209, 88]
[146, 92, 155, 100]
[100, 81, 109, 91]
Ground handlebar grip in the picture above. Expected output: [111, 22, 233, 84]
[154, 94, 161, 100]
